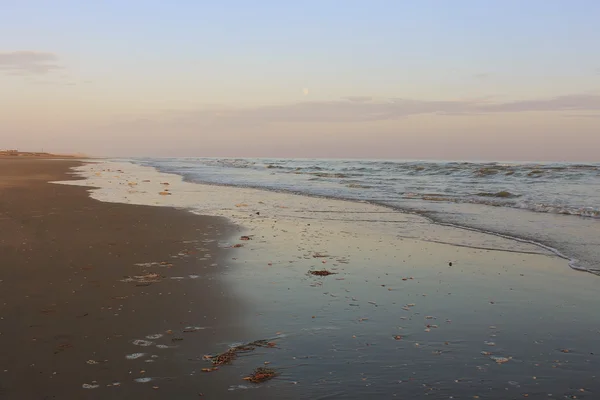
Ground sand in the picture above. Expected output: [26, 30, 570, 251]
[0, 159, 267, 399]
[2, 158, 600, 399]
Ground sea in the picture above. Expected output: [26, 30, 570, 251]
[129, 158, 600, 274]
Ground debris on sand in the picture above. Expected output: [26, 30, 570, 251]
[309, 269, 336, 276]
[240, 235, 252, 240]
[206, 339, 277, 367]
[232, 244, 244, 248]
[132, 339, 154, 347]
[183, 326, 205, 333]
[82, 383, 100, 389]
[312, 252, 330, 258]
[159, 191, 171, 196]
[121, 273, 161, 285]
[54, 343, 73, 354]
[243, 367, 278, 383]
[210, 348, 238, 366]
[490, 356, 511, 364]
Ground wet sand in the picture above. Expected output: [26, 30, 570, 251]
[55, 160, 600, 399]
[0, 159, 272, 399]
[227, 228, 600, 399]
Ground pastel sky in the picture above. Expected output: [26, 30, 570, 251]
[1, 0, 599, 161]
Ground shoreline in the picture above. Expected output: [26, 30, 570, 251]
[192, 180, 581, 271]
[0, 154, 83, 159]
[4, 158, 600, 398]
[55, 160, 563, 260]
[137, 157, 598, 274]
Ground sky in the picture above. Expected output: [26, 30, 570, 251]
[1, 0, 599, 161]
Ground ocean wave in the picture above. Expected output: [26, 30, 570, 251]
[422, 195, 457, 202]
[475, 168, 501, 176]
[406, 193, 598, 218]
[137, 157, 599, 222]
[475, 191, 521, 198]
[527, 170, 545, 177]
[172, 159, 600, 184]
[310, 172, 349, 178]
[519, 204, 600, 218]
[131, 157, 600, 277]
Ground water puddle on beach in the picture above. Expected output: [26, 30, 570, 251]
[54, 161, 600, 398]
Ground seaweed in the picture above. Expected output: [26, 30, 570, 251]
[243, 367, 278, 383]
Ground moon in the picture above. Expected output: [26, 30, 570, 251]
[302, 88, 309, 95]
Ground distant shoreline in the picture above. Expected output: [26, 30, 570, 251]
[0, 150, 85, 158]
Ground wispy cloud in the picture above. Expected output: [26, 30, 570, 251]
[563, 113, 600, 118]
[0, 51, 63, 75]
[483, 94, 600, 113]
[344, 96, 373, 103]
[112, 93, 600, 132]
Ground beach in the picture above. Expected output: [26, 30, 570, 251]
[2, 158, 600, 399]
[0, 158, 260, 399]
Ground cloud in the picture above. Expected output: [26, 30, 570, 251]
[563, 113, 600, 118]
[0, 51, 63, 75]
[483, 94, 600, 113]
[343, 96, 373, 103]
[111, 93, 600, 132]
